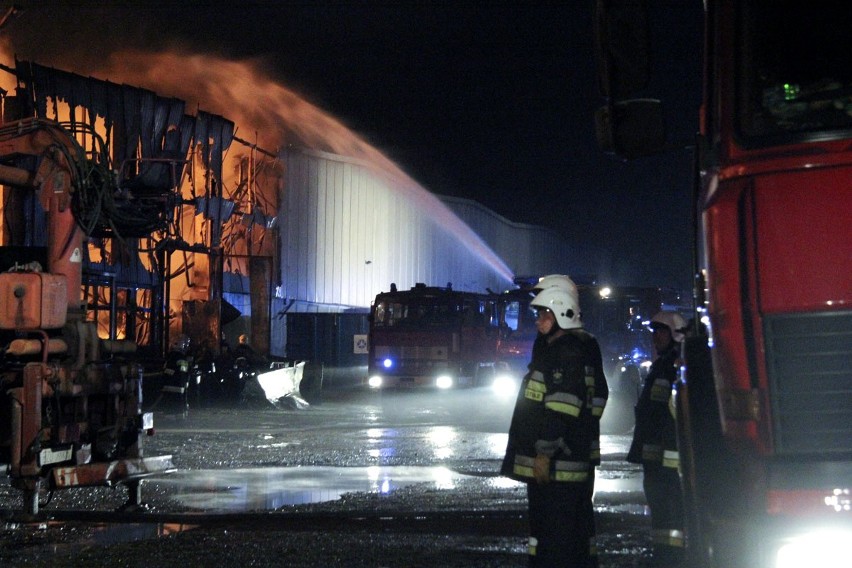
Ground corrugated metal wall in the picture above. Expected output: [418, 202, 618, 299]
[439, 195, 581, 281]
[278, 148, 579, 313]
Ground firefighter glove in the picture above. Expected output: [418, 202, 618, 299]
[533, 454, 550, 484]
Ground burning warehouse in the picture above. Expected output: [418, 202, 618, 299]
[1, 59, 275, 360]
[0, 57, 578, 371]
[0, 48, 577, 514]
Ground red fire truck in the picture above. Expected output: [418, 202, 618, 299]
[489, 280, 537, 388]
[367, 283, 501, 389]
[369, 277, 689, 401]
[596, 1, 851, 566]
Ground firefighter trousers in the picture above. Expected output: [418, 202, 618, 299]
[642, 462, 685, 566]
[527, 481, 592, 567]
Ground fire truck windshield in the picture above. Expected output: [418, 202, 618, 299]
[373, 298, 477, 328]
[737, 1, 852, 145]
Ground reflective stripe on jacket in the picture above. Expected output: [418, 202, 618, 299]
[627, 345, 680, 466]
[502, 330, 605, 483]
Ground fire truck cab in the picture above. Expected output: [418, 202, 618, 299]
[367, 283, 500, 389]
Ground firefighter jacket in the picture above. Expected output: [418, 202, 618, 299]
[164, 349, 191, 387]
[627, 343, 680, 469]
[501, 329, 605, 483]
[584, 335, 608, 466]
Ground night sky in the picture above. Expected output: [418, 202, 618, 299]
[1, 1, 703, 289]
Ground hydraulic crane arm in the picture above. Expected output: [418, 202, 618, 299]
[0, 118, 104, 311]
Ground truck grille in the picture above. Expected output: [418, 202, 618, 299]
[764, 311, 852, 455]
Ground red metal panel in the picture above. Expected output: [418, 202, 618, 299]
[754, 167, 852, 313]
[0, 272, 67, 329]
[51, 455, 175, 488]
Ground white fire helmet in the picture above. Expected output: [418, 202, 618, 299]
[649, 311, 687, 343]
[530, 286, 582, 330]
[534, 274, 579, 296]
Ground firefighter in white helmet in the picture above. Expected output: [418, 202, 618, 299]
[627, 310, 687, 567]
[535, 273, 579, 296]
[501, 283, 606, 566]
[531, 274, 607, 565]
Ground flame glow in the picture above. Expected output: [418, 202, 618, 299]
[92, 49, 514, 283]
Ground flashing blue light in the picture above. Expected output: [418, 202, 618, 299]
[630, 347, 647, 361]
[383, 358, 393, 369]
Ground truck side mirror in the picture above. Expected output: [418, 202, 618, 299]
[595, 0, 651, 100]
[595, 99, 666, 159]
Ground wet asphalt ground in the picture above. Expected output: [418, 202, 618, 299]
[0, 376, 651, 567]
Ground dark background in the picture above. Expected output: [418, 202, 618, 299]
[1, 1, 703, 289]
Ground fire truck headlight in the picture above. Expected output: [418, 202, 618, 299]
[775, 529, 852, 568]
[382, 358, 394, 369]
[435, 375, 454, 389]
[368, 375, 383, 388]
[491, 374, 519, 397]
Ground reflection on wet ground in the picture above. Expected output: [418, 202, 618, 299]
[148, 453, 644, 514]
[153, 465, 469, 511]
[595, 471, 642, 495]
[89, 522, 193, 544]
[1, 387, 652, 566]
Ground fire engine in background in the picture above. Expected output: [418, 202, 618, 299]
[0, 118, 173, 516]
[596, 1, 851, 566]
[488, 279, 538, 393]
[367, 283, 501, 389]
[580, 284, 690, 398]
[369, 277, 688, 402]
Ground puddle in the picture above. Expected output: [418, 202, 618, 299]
[150, 462, 645, 513]
[84, 522, 195, 544]
[151, 465, 471, 511]
[594, 474, 643, 495]
[598, 502, 649, 516]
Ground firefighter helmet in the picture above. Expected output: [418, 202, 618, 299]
[530, 286, 582, 330]
[534, 274, 579, 295]
[649, 311, 687, 343]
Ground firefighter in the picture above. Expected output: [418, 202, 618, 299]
[533, 274, 607, 565]
[163, 334, 192, 412]
[234, 333, 265, 366]
[501, 284, 604, 567]
[627, 310, 687, 567]
[233, 333, 252, 363]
